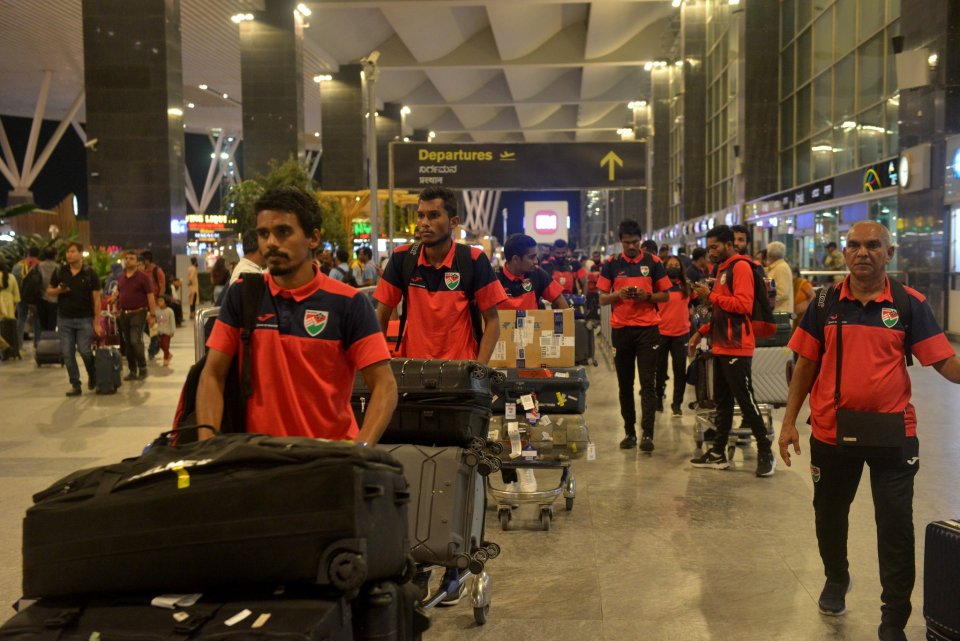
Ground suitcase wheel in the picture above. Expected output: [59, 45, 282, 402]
[565, 497, 575, 511]
[327, 551, 368, 591]
[486, 441, 504, 456]
[539, 507, 552, 531]
[474, 605, 489, 625]
[481, 541, 500, 559]
[498, 508, 511, 531]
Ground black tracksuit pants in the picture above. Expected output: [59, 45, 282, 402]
[810, 436, 919, 629]
[711, 355, 771, 453]
[612, 325, 660, 437]
[656, 332, 689, 409]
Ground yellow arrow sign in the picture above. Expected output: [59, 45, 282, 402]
[600, 151, 624, 181]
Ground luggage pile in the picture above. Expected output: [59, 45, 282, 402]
[487, 367, 591, 530]
[352, 358, 501, 625]
[6, 429, 429, 640]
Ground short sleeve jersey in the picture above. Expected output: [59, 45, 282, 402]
[542, 258, 586, 294]
[207, 268, 390, 440]
[373, 242, 507, 360]
[597, 252, 672, 328]
[496, 266, 564, 311]
[788, 276, 954, 445]
[658, 285, 695, 337]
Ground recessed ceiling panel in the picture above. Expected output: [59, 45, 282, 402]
[487, 4, 563, 60]
[426, 69, 501, 103]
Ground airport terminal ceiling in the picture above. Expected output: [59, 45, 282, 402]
[0, 0, 680, 145]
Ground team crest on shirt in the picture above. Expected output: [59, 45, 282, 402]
[810, 465, 821, 483]
[640, 266, 649, 277]
[444, 272, 461, 290]
[304, 310, 328, 336]
[881, 308, 899, 328]
[559, 277, 567, 285]
[522, 279, 533, 292]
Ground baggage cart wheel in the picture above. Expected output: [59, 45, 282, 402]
[474, 605, 489, 625]
[488, 456, 501, 473]
[486, 441, 504, 456]
[483, 542, 501, 559]
[695, 440, 703, 450]
[464, 451, 480, 468]
[565, 497, 574, 511]
[498, 508, 511, 530]
[727, 445, 736, 463]
[328, 552, 367, 591]
[477, 459, 493, 477]
[468, 437, 485, 452]
[540, 508, 552, 531]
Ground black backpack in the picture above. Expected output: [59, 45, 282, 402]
[20, 265, 43, 306]
[394, 242, 481, 351]
[724, 257, 776, 339]
[334, 264, 359, 287]
[173, 274, 265, 438]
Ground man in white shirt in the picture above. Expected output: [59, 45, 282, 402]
[765, 241, 794, 314]
[229, 229, 264, 285]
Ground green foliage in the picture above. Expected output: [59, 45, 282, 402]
[87, 246, 121, 279]
[220, 154, 348, 251]
[0, 203, 39, 220]
[0, 229, 80, 266]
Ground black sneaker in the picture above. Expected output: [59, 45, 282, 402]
[87, 379, 96, 391]
[877, 624, 906, 641]
[619, 434, 637, 449]
[671, 404, 682, 418]
[656, 398, 664, 412]
[690, 449, 729, 469]
[756, 451, 776, 477]
[818, 575, 852, 616]
[123, 372, 139, 381]
[137, 370, 148, 380]
[639, 434, 655, 452]
[65, 386, 81, 397]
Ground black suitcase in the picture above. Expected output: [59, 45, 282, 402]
[354, 581, 430, 641]
[490, 367, 589, 414]
[575, 319, 596, 366]
[755, 311, 793, 347]
[94, 346, 122, 394]
[353, 359, 495, 447]
[22, 431, 411, 598]
[924, 519, 960, 641]
[0, 318, 19, 360]
[34, 330, 61, 366]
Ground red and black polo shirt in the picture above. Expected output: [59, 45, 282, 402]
[542, 257, 586, 294]
[496, 266, 564, 311]
[207, 267, 390, 441]
[789, 275, 954, 445]
[597, 252, 672, 328]
[374, 242, 506, 360]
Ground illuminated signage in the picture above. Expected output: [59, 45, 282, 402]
[534, 211, 558, 233]
[954, 148, 960, 180]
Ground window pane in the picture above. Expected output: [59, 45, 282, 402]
[811, 136, 833, 179]
[797, 84, 812, 140]
[781, 148, 794, 190]
[797, 0, 811, 30]
[835, 0, 856, 56]
[860, 0, 884, 39]
[781, 99, 794, 148]
[797, 29, 812, 85]
[796, 140, 811, 185]
[858, 104, 885, 165]
[885, 99, 899, 156]
[781, 43, 794, 98]
[887, 0, 901, 20]
[835, 125, 856, 173]
[814, 9, 833, 74]
[858, 35, 884, 108]
[782, 0, 796, 46]
[813, 70, 833, 132]
[886, 23, 899, 95]
[835, 54, 856, 119]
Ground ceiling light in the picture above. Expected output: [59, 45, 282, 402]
[220, 152, 229, 160]
[227, 136, 235, 142]
[187, 102, 195, 109]
[401, 106, 412, 115]
[314, 132, 320, 137]
[672, 0, 682, 6]
[296, 3, 311, 16]
[222, 93, 229, 99]
[231, 13, 253, 23]
[167, 107, 183, 117]
[313, 74, 332, 83]
[675, 60, 683, 67]
[840, 120, 857, 131]
[728, 0, 740, 5]
[403, 137, 410, 142]
[198, 84, 208, 90]
[928, 53, 939, 68]
[811, 145, 834, 152]
[428, 131, 436, 139]
[644, 62, 653, 71]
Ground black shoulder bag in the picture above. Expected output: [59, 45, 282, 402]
[834, 306, 906, 453]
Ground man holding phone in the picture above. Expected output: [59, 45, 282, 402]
[48, 242, 103, 396]
[598, 220, 672, 452]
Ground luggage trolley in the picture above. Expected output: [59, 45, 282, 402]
[489, 457, 576, 531]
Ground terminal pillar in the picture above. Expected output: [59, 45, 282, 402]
[320, 65, 364, 190]
[737, 0, 779, 201]
[681, 3, 707, 222]
[82, 0, 187, 267]
[377, 102, 402, 188]
[239, 0, 304, 178]
[651, 68, 671, 232]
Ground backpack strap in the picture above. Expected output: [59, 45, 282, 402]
[453, 243, 482, 343]
[888, 278, 914, 366]
[238, 273, 265, 398]
[395, 242, 421, 351]
[814, 284, 837, 358]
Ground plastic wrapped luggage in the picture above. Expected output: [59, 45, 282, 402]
[924, 519, 960, 641]
[22, 431, 411, 598]
[490, 414, 590, 458]
[34, 330, 61, 366]
[376, 444, 492, 574]
[490, 367, 588, 414]
[94, 346, 122, 394]
[755, 311, 793, 347]
[353, 359, 495, 447]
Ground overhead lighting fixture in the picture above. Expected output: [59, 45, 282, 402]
[811, 145, 834, 152]
[840, 120, 857, 131]
[167, 107, 183, 117]
[230, 13, 254, 23]
[644, 62, 653, 71]
[314, 132, 320, 137]
[675, 60, 683, 67]
[198, 84, 208, 90]
[672, 0, 682, 6]
[401, 106, 412, 115]
[296, 3, 311, 16]
[728, 0, 740, 5]
[187, 102, 195, 109]
[428, 131, 436, 139]
[313, 74, 332, 83]
[227, 136, 235, 142]
[403, 137, 410, 142]
[222, 93, 229, 99]
[628, 100, 647, 109]
[220, 152, 229, 160]
[928, 53, 939, 68]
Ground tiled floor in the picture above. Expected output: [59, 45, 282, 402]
[0, 326, 957, 640]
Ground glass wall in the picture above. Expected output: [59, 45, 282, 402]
[669, 68, 684, 225]
[705, 1, 738, 214]
[779, 0, 900, 190]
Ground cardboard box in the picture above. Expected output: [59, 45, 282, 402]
[488, 309, 575, 369]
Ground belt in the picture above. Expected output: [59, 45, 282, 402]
[120, 307, 147, 315]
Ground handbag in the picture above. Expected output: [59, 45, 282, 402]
[833, 307, 905, 451]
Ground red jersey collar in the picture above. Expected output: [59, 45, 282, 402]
[417, 241, 456, 269]
[838, 274, 893, 303]
[620, 251, 643, 264]
[502, 266, 525, 281]
[266, 265, 324, 301]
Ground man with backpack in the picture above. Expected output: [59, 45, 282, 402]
[689, 224, 777, 477]
[14, 247, 41, 348]
[373, 186, 506, 364]
[779, 221, 960, 641]
[36, 247, 60, 335]
[329, 248, 358, 287]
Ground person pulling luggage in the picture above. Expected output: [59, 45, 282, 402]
[496, 233, 568, 311]
[48, 242, 103, 396]
[196, 187, 398, 445]
[598, 219, 672, 453]
[779, 221, 960, 641]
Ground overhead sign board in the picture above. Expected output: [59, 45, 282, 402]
[524, 201, 568, 244]
[390, 142, 646, 190]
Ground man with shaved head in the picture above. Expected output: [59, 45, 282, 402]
[779, 221, 960, 640]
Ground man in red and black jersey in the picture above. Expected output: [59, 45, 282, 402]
[496, 234, 567, 311]
[779, 222, 960, 638]
[374, 186, 506, 364]
[197, 187, 398, 445]
[542, 239, 586, 295]
[598, 220, 672, 453]
[688, 224, 777, 477]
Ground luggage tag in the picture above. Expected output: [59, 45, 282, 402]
[539, 414, 552, 426]
[505, 402, 517, 420]
[152, 594, 203, 609]
[587, 442, 597, 461]
[520, 394, 535, 411]
[251, 613, 272, 629]
[555, 371, 571, 378]
[224, 609, 252, 626]
[521, 443, 538, 458]
[507, 422, 522, 459]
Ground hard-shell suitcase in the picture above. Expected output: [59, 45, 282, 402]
[376, 444, 490, 573]
[563, 294, 587, 319]
[353, 359, 495, 446]
[688, 350, 716, 409]
[924, 519, 960, 641]
[94, 346, 122, 394]
[0, 318, 19, 360]
[490, 367, 589, 414]
[575, 320, 596, 366]
[751, 347, 792, 405]
[354, 581, 430, 641]
[755, 311, 793, 347]
[34, 330, 61, 366]
[22, 432, 411, 598]
[491, 414, 591, 458]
